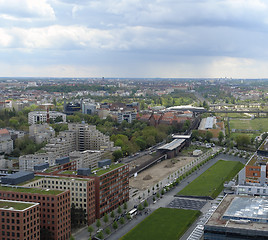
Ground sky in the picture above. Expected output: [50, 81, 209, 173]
[1, 0, 268, 78]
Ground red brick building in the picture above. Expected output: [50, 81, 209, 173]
[0, 186, 70, 240]
[92, 163, 129, 219]
[0, 199, 40, 240]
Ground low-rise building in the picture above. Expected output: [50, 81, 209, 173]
[204, 195, 268, 240]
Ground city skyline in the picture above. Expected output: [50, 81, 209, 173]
[1, 0, 268, 78]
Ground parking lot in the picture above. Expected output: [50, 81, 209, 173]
[167, 197, 207, 211]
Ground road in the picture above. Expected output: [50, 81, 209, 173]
[73, 152, 247, 240]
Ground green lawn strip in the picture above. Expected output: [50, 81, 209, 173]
[177, 160, 244, 199]
[229, 118, 268, 132]
[121, 208, 200, 240]
[0, 186, 64, 195]
[96, 163, 124, 176]
[180, 145, 208, 156]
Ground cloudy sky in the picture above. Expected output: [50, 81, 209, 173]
[1, 0, 268, 78]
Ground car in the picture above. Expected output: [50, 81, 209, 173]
[96, 228, 103, 233]
[153, 200, 157, 204]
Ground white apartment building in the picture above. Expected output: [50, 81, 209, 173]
[29, 123, 55, 144]
[0, 129, 13, 154]
[68, 123, 115, 151]
[28, 111, 66, 125]
[116, 111, 137, 123]
[69, 150, 101, 169]
[19, 153, 55, 171]
[43, 131, 76, 157]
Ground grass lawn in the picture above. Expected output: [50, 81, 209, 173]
[180, 145, 208, 156]
[177, 160, 244, 199]
[229, 118, 268, 132]
[120, 208, 200, 240]
[217, 113, 249, 118]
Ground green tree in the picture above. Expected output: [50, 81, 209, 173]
[138, 204, 143, 211]
[143, 200, 148, 208]
[112, 150, 123, 161]
[161, 189, 165, 195]
[110, 211, 115, 218]
[113, 221, 118, 230]
[96, 231, 104, 239]
[192, 130, 200, 141]
[96, 219, 101, 229]
[218, 131, 224, 144]
[103, 213, 109, 224]
[105, 228, 111, 235]
[87, 225, 94, 237]
[157, 192, 160, 198]
[117, 206, 122, 214]
[70, 235, 75, 240]
[236, 134, 250, 148]
[123, 202, 127, 210]
[205, 131, 213, 142]
[120, 217, 125, 225]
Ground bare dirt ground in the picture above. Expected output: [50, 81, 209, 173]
[129, 155, 195, 190]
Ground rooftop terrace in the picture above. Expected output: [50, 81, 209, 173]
[0, 200, 37, 211]
[95, 163, 124, 176]
[0, 186, 65, 195]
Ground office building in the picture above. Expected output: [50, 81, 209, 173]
[204, 195, 268, 240]
[0, 199, 40, 240]
[0, 186, 70, 240]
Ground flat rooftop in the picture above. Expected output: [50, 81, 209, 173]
[223, 196, 268, 223]
[247, 154, 268, 166]
[95, 163, 124, 176]
[157, 139, 185, 151]
[204, 117, 214, 129]
[206, 195, 268, 231]
[258, 137, 268, 151]
[0, 186, 65, 195]
[0, 199, 38, 211]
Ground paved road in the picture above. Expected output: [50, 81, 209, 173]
[74, 152, 246, 240]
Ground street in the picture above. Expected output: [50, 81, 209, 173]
[74, 150, 247, 240]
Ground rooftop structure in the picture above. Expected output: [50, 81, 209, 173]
[204, 195, 268, 240]
[223, 196, 268, 223]
[204, 117, 215, 129]
[1, 171, 34, 185]
[0, 199, 38, 211]
[0, 200, 40, 240]
[158, 139, 185, 151]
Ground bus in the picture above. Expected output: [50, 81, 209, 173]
[128, 208, 137, 218]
